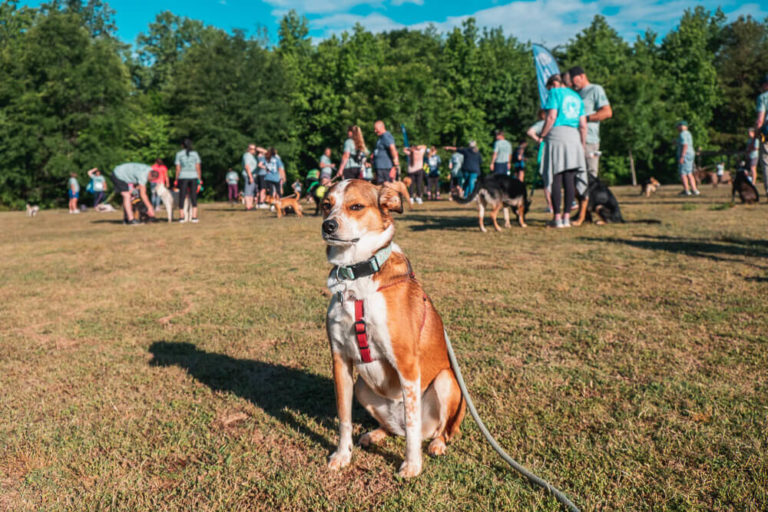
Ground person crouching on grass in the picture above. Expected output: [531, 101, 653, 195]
[110, 163, 156, 225]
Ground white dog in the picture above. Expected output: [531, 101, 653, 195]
[26, 204, 39, 217]
[154, 183, 175, 223]
[94, 203, 116, 212]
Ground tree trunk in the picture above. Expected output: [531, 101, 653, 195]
[629, 149, 637, 186]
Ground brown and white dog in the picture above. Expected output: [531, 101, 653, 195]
[265, 192, 304, 218]
[322, 179, 465, 478]
[640, 177, 660, 197]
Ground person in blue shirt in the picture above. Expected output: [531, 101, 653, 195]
[263, 147, 286, 198]
[754, 73, 768, 195]
[539, 73, 587, 228]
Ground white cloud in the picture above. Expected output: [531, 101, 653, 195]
[265, 0, 384, 15]
[306, 0, 768, 46]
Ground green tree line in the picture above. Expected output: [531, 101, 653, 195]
[1, 0, 767, 207]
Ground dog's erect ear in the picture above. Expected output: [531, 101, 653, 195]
[378, 183, 403, 214]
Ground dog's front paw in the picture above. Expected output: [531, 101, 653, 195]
[479, 226, 487, 233]
[397, 460, 422, 478]
[520, 222, 528, 228]
[570, 219, 582, 227]
[328, 450, 351, 470]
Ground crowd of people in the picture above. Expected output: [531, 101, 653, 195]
[58, 70, 768, 226]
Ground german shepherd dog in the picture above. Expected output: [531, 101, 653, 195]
[732, 168, 759, 204]
[451, 175, 529, 232]
[572, 175, 624, 226]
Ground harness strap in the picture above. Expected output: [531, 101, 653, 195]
[354, 300, 373, 363]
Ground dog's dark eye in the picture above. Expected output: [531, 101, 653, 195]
[349, 204, 365, 211]
[322, 202, 331, 212]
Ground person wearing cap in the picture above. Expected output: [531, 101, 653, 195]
[443, 141, 483, 197]
[568, 66, 612, 178]
[490, 130, 512, 176]
[754, 73, 768, 194]
[676, 121, 699, 196]
[539, 73, 587, 228]
[110, 162, 156, 225]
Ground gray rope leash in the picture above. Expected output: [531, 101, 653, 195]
[444, 332, 580, 512]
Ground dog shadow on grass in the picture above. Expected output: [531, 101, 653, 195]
[406, 215, 546, 232]
[148, 341, 385, 457]
[582, 234, 768, 265]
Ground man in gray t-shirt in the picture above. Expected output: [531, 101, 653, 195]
[569, 66, 612, 177]
[112, 163, 156, 224]
[490, 130, 512, 175]
[373, 120, 400, 183]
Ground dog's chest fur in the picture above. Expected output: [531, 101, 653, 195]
[326, 269, 401, 400]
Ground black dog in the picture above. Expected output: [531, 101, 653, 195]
[732, 169, 759, 204]
[452, 174, 530, 232]
[573, 175, 624, 225]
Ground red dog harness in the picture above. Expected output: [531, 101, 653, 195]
[354, 300, 373, 363]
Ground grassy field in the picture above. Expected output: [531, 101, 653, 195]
[1, 183, 767, 511]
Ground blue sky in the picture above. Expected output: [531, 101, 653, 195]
[19, 0, 768, 47]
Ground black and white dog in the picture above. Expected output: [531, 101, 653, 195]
[451, 175, 529, 232]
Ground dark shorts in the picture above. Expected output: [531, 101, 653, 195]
[256, 175, 266, 191]
[375, 168, 392, 184]
[343, 167, 361, 180]
[110, 174, 131, 194]
[265, 181, 281, 197]
[493, 162, 509, 175]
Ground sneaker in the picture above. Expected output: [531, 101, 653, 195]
[191, 217, 199, 223]
[562, 217, 571, 227]
[692, 189, 700, 196]
[127, 219, 141, 226]
[415, 197, 423, 204]
[409, 197, 414, 205]
[685, 190, 692, 196]
[259, 203, 269, 209]
[546, 218, 563, 228]
[179, 217, 188, 223]
[72, 209, 80, 214]
[679, 190, 689, 196]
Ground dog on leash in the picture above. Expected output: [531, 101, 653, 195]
[451, 174, 529, 232]
[26, 204, 40, 217]
[732, 169, 759, 204]
[572, 175, 624, 226]
[322, 179, 466, 477]
[265, 192, 303, 218]
[640, 177, 660, 197]
[154, 183, 175, 223]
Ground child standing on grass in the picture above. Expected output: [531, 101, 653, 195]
[68, 173, 80, 214]
[225, 168, 239, 204]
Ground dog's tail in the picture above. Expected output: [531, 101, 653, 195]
[450, 181, 481, 205]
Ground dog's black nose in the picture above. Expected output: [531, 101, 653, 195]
[322, 219, 338, 235]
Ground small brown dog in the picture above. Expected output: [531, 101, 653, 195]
[265, 193, 304, 218]
[640, 177, 660, 197]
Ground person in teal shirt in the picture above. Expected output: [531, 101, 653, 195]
[87, 167, 108, 207]
[754, 73, 768, 195]
[539, 73, 587, 228]
[67, 173, 80, 214]
[174, 139, 202, 223]
[676, 121, 699, 196]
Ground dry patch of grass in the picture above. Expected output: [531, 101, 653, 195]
[1, 185, 767, 511]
